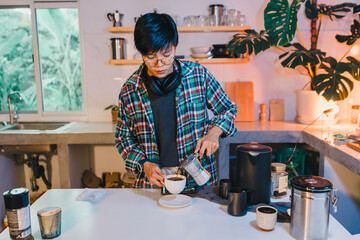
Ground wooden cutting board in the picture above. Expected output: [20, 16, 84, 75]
[225, 82, 254, 122]
[346, 142, 360, 152]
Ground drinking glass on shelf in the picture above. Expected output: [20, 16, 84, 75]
[196, 15, 208, 26]
[228, 9, 241, 26]
[184, 15, 196, 26]
[239, 15, 246, 26]
[172, 15, 181, 26]
[208, 15, 216, 26]
[220, 15, 229, 26]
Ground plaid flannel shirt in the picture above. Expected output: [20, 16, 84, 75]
[115, 59, 237, 188]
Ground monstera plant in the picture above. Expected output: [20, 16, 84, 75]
[227, 0, 360, 102]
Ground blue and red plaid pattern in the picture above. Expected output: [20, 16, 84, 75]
[115, 59, 237, 188]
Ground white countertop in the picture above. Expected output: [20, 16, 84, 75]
[0, 189, 352, 240]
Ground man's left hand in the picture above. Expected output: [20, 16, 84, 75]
[195, 126, 223, 158]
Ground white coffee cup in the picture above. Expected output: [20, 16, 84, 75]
[164, 174, 186, 194]
[256, 206, 278, 230]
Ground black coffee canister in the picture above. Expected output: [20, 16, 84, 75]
[234, 142, 272, 205]
[3, 188, 32, 239]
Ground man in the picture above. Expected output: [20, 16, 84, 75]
[115, 12, 237, 188]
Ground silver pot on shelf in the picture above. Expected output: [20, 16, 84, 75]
[109, 38, 125, 60]
[209, 4, 225, 26]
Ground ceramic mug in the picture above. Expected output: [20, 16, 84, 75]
[219, 179, 232, 199]
[256, 206, 278, 230]
[164, 174, 186, 194]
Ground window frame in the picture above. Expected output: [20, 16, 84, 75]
[0, 0, 87, 123]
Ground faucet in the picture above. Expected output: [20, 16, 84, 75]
[7, 91, 22, 125]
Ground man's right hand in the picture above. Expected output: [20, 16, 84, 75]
[143, 162, 166, 187]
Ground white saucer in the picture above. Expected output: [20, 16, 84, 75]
[158, 194, 192, 208]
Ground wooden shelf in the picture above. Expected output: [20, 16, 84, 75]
[109, 58, 249, 65]
[108, 25, 250, 33]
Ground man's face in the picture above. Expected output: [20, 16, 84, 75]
[143, 46, 176, 78]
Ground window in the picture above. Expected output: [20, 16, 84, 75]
[36, 7, 82, 112]
[0, 1, 83, 121]
[0, 7, 36, 112]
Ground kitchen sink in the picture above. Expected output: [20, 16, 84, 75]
[1, 122, 69, 131]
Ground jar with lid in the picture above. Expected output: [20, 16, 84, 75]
[271, 162, 288, 198]
[3, 188, 33, 240]
[351, 105, 360, 124]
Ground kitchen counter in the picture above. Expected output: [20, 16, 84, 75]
[0, 121, 359, 188]
[0, 122, 115, 145]
[0, 122, 116, 188]
[0, 188, 352, 240]
[219, 121, 360, 179]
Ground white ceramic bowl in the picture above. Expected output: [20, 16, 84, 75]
[190, 53, 213, 59]
[164, 174, 186, 194]
[190, 47, 212, 54]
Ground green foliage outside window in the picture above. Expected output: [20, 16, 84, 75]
[0, 8, 36, 112]
[37, 8, 83, 112]
[0, 7, 83, 113]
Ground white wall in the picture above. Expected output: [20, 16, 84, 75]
[78, 0, 360, 123]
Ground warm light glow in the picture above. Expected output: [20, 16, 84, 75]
[331, 103, 339, 115]
[350, 45, 360, 57]
[322, 101, 339, 116]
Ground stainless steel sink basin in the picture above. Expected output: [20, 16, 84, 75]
[1, 122, 69, 131]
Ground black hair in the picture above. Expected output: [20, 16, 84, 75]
[134, 13, 178, 55]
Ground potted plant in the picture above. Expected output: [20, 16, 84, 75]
[227, 0, 360, 123]
[104, 104, 119, 123]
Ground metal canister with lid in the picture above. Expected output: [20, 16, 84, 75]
[290, 175, 338, 240]
[3, 188, 33, 240]
[109, 38, 125, 60]
[271, 162, 288, 198]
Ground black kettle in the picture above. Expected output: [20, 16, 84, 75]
[107, 10, 123, 27]
[233, 142, 272, 205]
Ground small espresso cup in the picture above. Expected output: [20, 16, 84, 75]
[256, 206, 278, 230]
[164, 174, 186, 194]
[219, 179, 233, 199]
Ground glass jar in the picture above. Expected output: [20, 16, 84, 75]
[351, 105, 360, 124]
[271, 162, 288, 198]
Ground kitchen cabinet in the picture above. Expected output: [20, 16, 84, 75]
[108, 25, 250, 65]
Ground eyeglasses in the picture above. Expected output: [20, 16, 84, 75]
[143, 52, 174, 67]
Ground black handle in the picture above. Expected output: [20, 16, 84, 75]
[107, 13, 113, 22]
